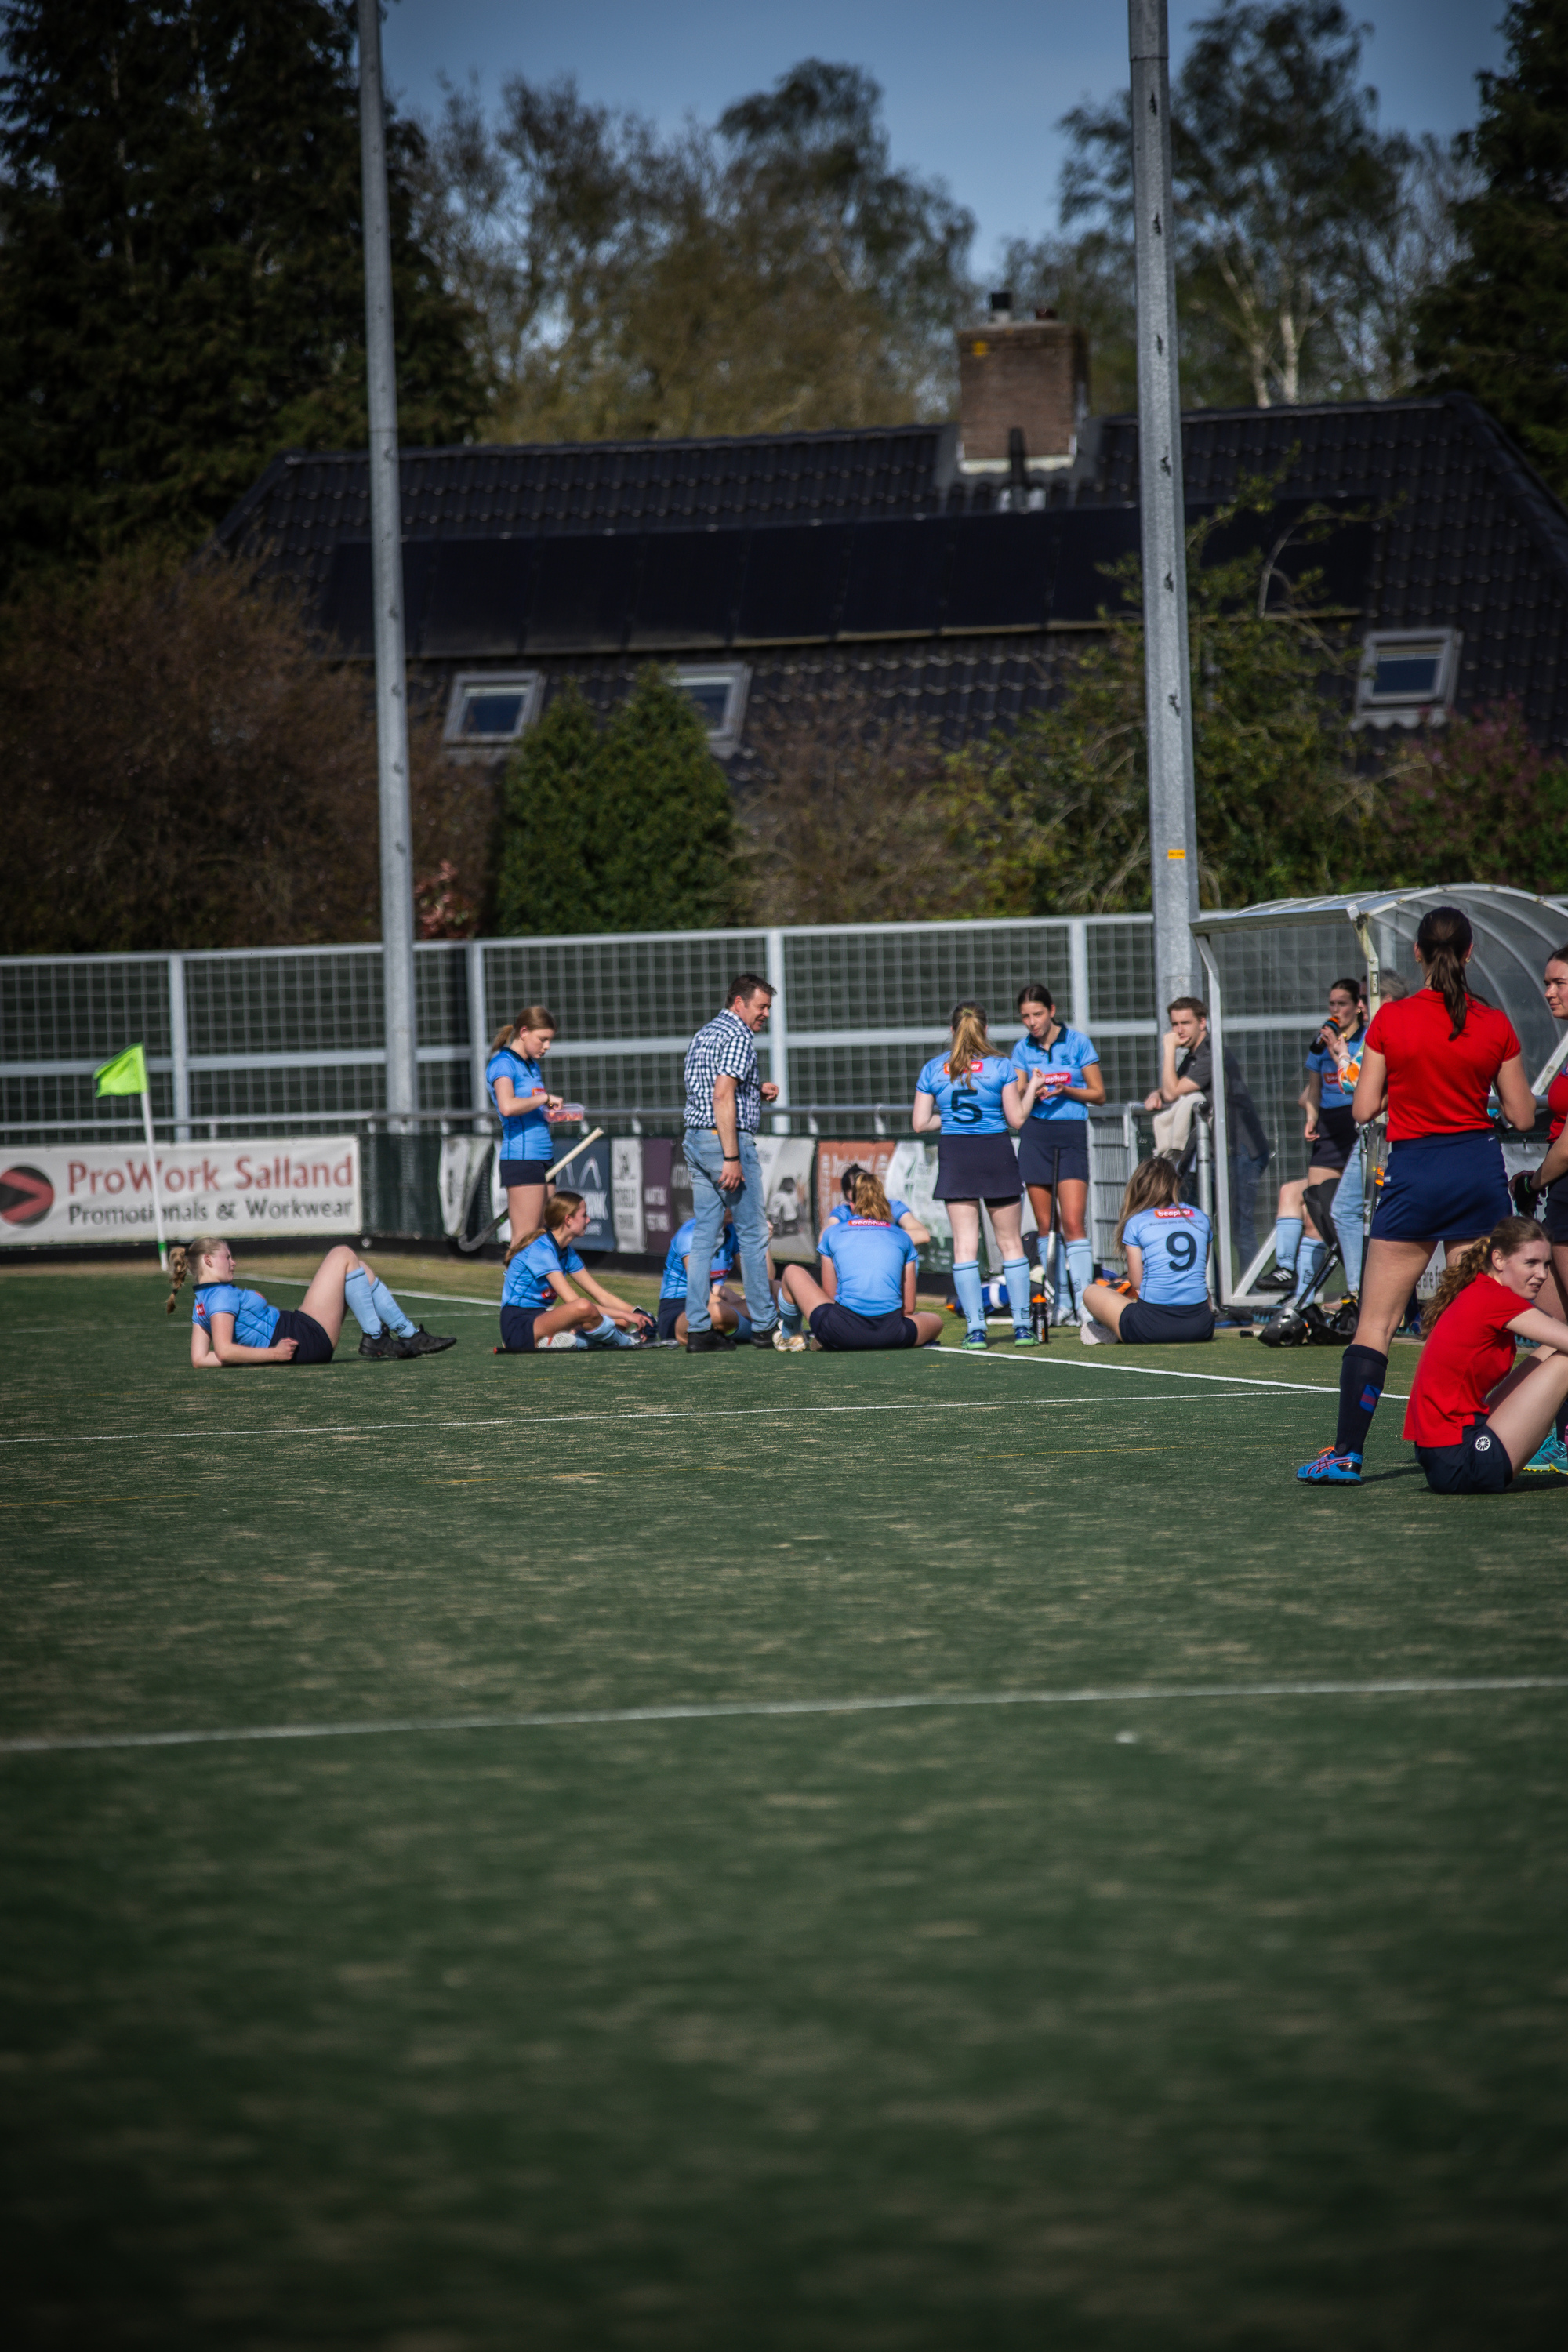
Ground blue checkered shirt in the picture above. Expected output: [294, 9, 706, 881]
[684, 1010, 763, 1133]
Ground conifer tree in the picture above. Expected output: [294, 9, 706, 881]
[0, 0, 488, 579]
[494, 671, 743, 937]
[1414, 1, 1568, 493]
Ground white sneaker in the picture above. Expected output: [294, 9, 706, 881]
[772, 1326, 807, 1352]
[1079, 1315, 1112, 1346]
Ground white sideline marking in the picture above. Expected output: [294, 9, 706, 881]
[4, 1675, 1563, 1758]
[0, 1401, 1007, 1450]
[929, 1345, 1412, 1402]
[268, 1277, 498, 1310]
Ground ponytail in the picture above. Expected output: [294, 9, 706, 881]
[491, 1004, 556, 1054]
[1415, 906, 1482, 1039]
[1421, 1214, 1540, 1334]
[165, 1235, 220, 1312]
[851, 1172, 893, 1222]
[947, 1000, 992, 1081]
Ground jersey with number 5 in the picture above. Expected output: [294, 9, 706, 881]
[1123, 1204, 1211, 1305]
[916, 1052, 1017, 1136]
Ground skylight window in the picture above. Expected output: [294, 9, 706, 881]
[1353, 629, 1462, 728]
[673, 664, 750, 757]
[443, 671, 542, 752]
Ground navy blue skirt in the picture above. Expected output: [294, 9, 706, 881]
[1370, 1131, 1510, 1243]
[808, 1303, 917, 1351]
[1018, 1123, 1090, 1189]
[935, 1132, 1020, 1203]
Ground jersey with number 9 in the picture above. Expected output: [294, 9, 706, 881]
[1123, 1203, 1211, 1305]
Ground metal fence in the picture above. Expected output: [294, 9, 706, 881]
[4, 911, 1497, 1252]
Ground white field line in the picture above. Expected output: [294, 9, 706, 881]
[0, 1400, 1011, 1449]
[4, 1675, 1563, 1759]
[927, 1345, 1412, 1402]
[267, 1276, 499, 1310]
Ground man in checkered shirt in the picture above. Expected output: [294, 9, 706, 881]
[683, 973, 782, 1352]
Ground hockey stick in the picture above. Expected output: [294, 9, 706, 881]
[456, 1127, 605, 1254]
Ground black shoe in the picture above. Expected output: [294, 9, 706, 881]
[748, 1327, 782, 1348]
[686, 1330, 738, 1352]
[358, 1329, 408, 1359]
[1258, 1265, 1297, 1291]
[400, 1326, 456, 1356]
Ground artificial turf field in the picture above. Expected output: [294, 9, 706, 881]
[2, 1261, 1566, 2351]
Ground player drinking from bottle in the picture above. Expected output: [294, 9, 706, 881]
[1011, 982, 1103, 1319]
[912, 1002, 1039, 1349]
[1079, 1158, 1214, 1345]
[485, 1005, 564, 1247]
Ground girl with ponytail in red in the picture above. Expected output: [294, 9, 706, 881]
[1298, 906, 1537, 1484]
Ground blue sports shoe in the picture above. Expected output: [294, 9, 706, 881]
[1523, 1430, 1567, 1476]
[961, 1329, 989, 1350]
[1297, 1446, 1363, 1485]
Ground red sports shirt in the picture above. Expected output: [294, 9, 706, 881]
[1403, 1272, 1522, 1447]
[1365, 989, 1522, 1142]
[1548, 1065, 1568, 1145]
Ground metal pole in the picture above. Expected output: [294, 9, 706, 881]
[357, 0, 418, 1126]
[765, 925, 790, 1133]
[1129, 0, 1200, 1021]
[167, 953, 190, 1142]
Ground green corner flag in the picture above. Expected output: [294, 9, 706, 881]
[94, 1044, 149, 1097]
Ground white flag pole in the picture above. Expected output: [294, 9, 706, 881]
[140, 1086, 168, 1272]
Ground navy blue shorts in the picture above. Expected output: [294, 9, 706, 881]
[498, 1158, 551, 1189]
[499, 1304, 549, 1352]
[935, 1133, 1020, 1204]
[1308, 1106, 1356, 1174]
[809, 1303, 917, 1352]
[1018, 1123, 1090, 1189]
[1544, 1175, 1568, 1245]
[270, 1306, 334, 1365]
[1370, 1131, 1510, 1243]
[656, 1298, 684, 1341]
[1116, 1298, 1214, 1345]
[1417, 1417, 1512, 1494]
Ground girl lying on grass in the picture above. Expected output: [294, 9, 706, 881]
[499, 1191, 654, 1352]
[1403, 1216, 1568, 1494]
[1079, 1158, 1214, 1346]
[171, 1238, 454, 1367]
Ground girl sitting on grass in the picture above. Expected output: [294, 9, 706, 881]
[171, 1238, 454, 1367]
[777, 1172, 945, 1352]
[1079, 1157, 1214, 1346]
[1402, 1216, 1568, 1494]
[499, 1191, 653, 1353]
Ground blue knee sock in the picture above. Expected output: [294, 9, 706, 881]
[953, 1259, 985, 1337]
[1002, 1257, 1032, 1334]
[343, 1267, 384, 1337]
[1274, 1215, 1302, 1275]
[780, 1296, 803, 1334]
[368, 1275, 416, 1336]
[585, 1312, 634, 1348]
[1292, 1239, 1327, 1305]
[1065, 1239, 1094, 1313]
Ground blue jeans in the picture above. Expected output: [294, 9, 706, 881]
[1331, 1144, 1365, 1294]
[684, 1131, 776, 1335]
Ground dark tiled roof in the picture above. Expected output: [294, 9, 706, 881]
[216, 394, 1568, 746]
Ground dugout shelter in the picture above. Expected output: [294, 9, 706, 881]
[1192, 884, 1568, 1312]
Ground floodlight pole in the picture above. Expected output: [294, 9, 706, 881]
[358, 0, 418, 1127]
[1129, 0, 1200, 1018]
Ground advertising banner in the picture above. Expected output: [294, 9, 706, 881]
[752, 1135, 816, 1262]
[640, 1139, 677, 1258]
[569, 1134, 616, 1250]
[814, 1140, 901, 1232]
[611, 1138, 644, 1252]
[0, 1138, 361, 1247]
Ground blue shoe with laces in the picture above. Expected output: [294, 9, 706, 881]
[1297, 1446, 1363, 1485]
[1523, 1430, 1567, 1475]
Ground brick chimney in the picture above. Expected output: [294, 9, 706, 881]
[956, 292, 1089, 474]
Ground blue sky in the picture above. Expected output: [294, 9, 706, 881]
[382, 0, 1508, 272]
